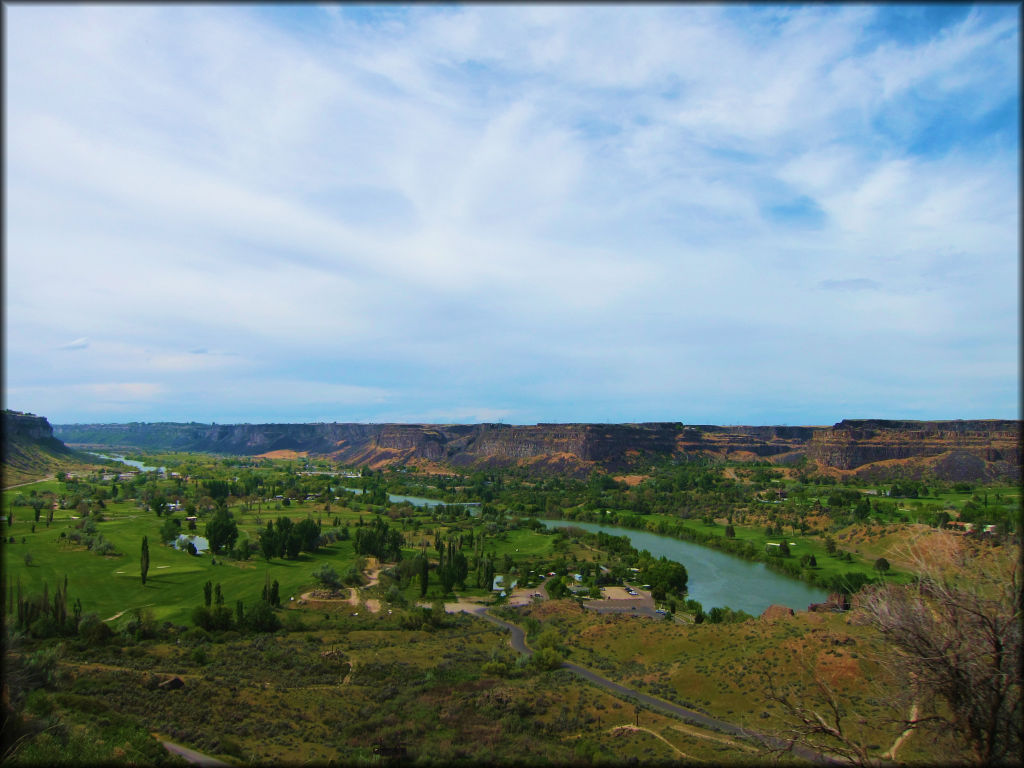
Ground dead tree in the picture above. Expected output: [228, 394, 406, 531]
[856, 534, 1021, 766]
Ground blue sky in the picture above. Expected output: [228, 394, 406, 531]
[4, 4, 1019, 426]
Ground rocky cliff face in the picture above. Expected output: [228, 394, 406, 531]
[806, 419, 1019, 468]
[4, 410, 59, 444]
[3, 410, 80, 486]
[53, 418, 1020, 480]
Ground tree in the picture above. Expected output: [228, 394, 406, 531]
[725, 524, 736, 538]
[284, 528, 302, 559]
[205, 507, 239, 554]
[259, 522, 278, 561]
[203, 580, 212, 607]
[857, 538, 1020, 765]
[354, 518, 403, 561]
[246, 599, 281, 632]
[769, 533, 1021, 765]
[873, 557, 890, 573]
[140, 536, 149, 585]
[643, 557, 688, 597]
[418, 555, 428, 597]
[295, 518, 321, 553]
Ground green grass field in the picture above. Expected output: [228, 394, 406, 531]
[1, 480, 569, 628]
[1, 490, 369, 626]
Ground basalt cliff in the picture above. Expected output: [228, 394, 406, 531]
[52, 418, 1021, 481]
[2, 410, 93, 486]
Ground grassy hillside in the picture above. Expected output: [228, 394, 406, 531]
[3, 410, 107, 487]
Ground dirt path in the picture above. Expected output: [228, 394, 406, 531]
[414, 599, 487, 615]
[609, 724, 692, 759]
[160, 739, 231, 766]
[3, 475, 53, 490]
[363, 563, 381, 588]
[104, 603, 154, 623]
[301, 562, 384, 613]
[884, 703, 919, 760]
[669, 722, 759, 752]
[480, 609, 839, 765]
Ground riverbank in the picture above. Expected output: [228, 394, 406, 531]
[542, 513, 880, 599]
[541, 518, 829, 615]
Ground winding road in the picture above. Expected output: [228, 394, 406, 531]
[478, 608, 838, 765]
[156, 603, 837, 764]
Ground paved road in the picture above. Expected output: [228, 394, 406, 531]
[480, 609, 837, 765]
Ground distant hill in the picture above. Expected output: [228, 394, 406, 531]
[3, 410, 100, 487]
[53, 418, 1021, 482]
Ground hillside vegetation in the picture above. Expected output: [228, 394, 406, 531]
[3, 422, 1019, 765]
[2, 410, 105, 487]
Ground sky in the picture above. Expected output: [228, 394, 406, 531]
[4, 3, 1020, 426]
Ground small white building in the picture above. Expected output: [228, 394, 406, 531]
[492, 575, 518, 592]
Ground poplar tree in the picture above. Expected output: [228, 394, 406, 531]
[140, 536, 150, 585]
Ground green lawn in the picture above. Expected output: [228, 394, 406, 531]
[2, 494, 370, 626]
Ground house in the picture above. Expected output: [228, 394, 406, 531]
[492, 575, 518, 592]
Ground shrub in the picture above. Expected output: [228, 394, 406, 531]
[78, 613, 113, 646]
[311, 563, 342, 590]
[245, 600, 281, 633]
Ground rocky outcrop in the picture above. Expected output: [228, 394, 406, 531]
[806, 419, 1020, 480]
[760, 604, 795, 621]
[4, 410, 60, 444]
[3, 410, 82, 486]
[53, 418, 1020, 480]
[808, 593, 851, 613]
[675, 425, 814, 462]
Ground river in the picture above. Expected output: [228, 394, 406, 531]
[340, 487, 481, 512]
[541, 519, 827, 616]
[89, 452, 165, 473]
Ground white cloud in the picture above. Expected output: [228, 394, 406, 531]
[57, 338, 89, 351]
[4, 4, 1018, 424]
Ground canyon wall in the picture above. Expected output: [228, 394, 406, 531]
[53, 418, 1021, 481]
